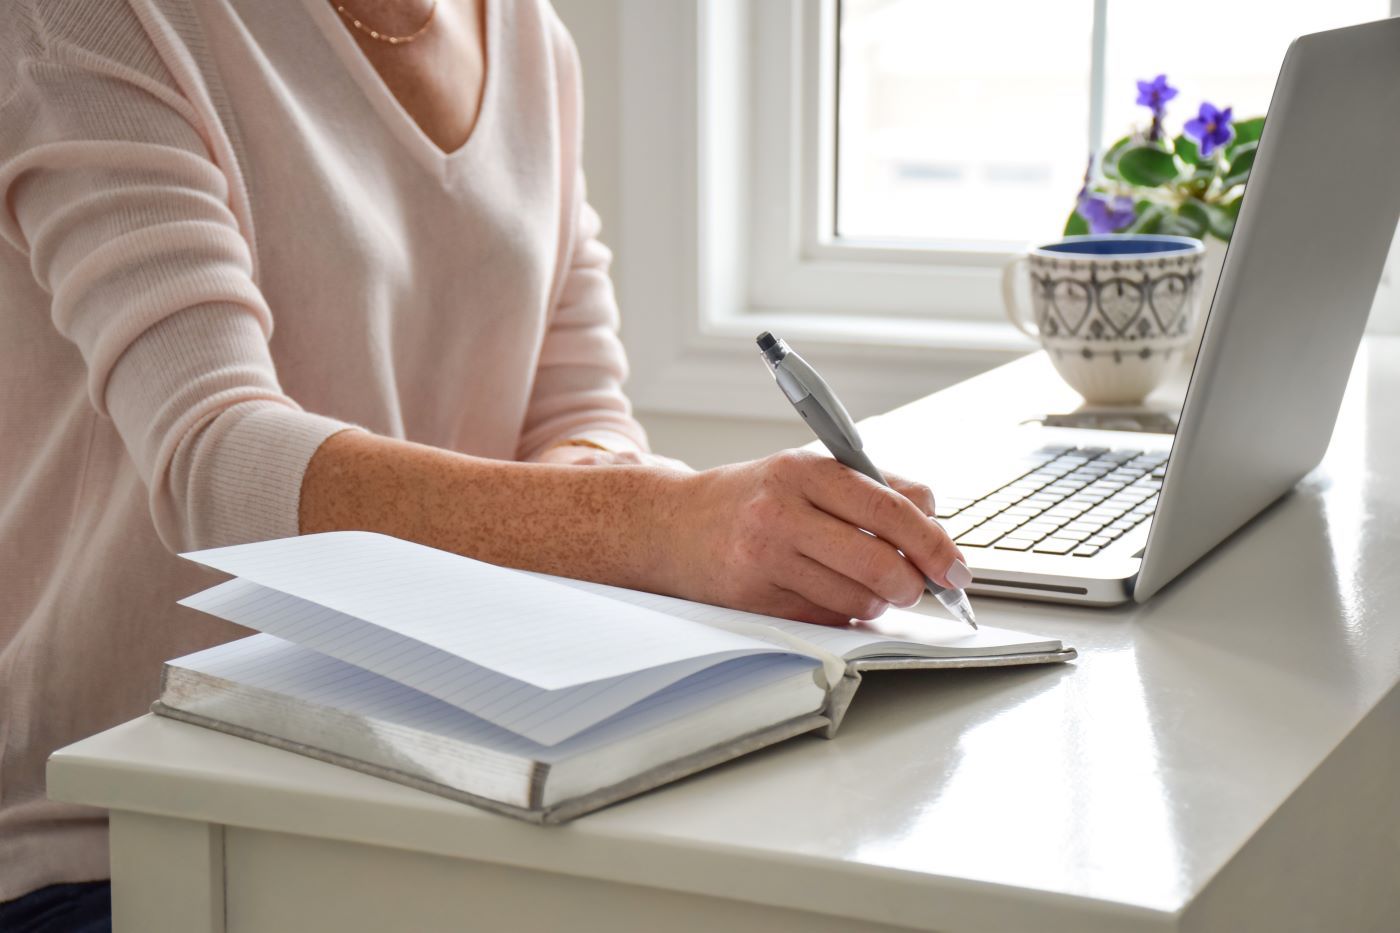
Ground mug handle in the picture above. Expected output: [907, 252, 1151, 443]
[1001, 255, 1039, 339]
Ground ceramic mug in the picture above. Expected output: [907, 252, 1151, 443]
[1002, 234, 1207, 404]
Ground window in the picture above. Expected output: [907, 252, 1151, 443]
[834, 0, 1391, 251]
[597, 1, 1400, 421]
[837, 2, 1095, 246]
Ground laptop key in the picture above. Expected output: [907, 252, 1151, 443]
[995, 537, 1036, 551]
[939, 517, 981, 539]
[1087, 535, 1112, 547]
[958, 526, 1007, 548]
[1073, 544, 1101, 557]
[1033, 538, 1078, 554]
[1019, 520, 1061, 536]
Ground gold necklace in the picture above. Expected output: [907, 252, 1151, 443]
[335, 1, 438, 45]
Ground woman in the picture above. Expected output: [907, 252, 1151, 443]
[0, 0, 969, 925]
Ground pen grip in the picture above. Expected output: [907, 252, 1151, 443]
[794, 395, 886, 486]
[794, 395, 950, 598]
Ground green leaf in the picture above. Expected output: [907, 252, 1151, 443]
[1100, 134, 1137, 182]
[1125, 203, 1168, 235]
[1188, 166, 1217, 186]
[1064, 209, 1089, 236]
[1227, 116, 1265, 156]
[1222, 142, 1258, 189]
[1174, 134, 1201, 166]
[1198, 200, 1236, 241]
[1117, 146, 1182, 187]
[1177, 199, 1211, 227]
[1174, 198, 1237, 241]
[1159, 204, 1207, 239]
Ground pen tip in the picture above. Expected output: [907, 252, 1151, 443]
[961, 605, 978, 630]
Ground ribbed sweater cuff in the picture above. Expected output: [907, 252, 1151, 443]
[201, 405, 358, 545]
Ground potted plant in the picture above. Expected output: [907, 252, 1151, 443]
[1066, 76, 1263, 366]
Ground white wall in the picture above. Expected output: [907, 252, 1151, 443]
[554, 0, 808, 468]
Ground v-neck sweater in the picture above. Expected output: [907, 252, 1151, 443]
[0, 0, 647, 898]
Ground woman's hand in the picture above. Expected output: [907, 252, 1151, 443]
[656, 449, 970, 626]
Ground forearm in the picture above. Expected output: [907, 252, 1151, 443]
[299, 430, 680, 591]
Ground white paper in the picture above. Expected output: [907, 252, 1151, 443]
[181, 532, 781, 690]
[824, 608, 1063, 659]
[533, 573, 848, 690]
[169, 634, 818, 764]
[530, 573, 1060, 662]
[182, 578, 783, 746]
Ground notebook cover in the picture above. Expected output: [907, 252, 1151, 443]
[150, 701, 829, 824]
[819, 647, 1078, 737]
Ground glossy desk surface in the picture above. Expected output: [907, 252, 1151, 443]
[50, 339, 1400, 931]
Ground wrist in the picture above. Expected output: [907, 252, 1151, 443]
[633, 464, 703, 596]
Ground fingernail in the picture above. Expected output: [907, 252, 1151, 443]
[946, 559, 973, 589]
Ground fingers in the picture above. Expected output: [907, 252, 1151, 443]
[782, 553, 889, 621]
[884, 470, 936, 517]
[798, 455, 966, 589]
[764, 585, 861, 627]
[796, 506, 925, 608]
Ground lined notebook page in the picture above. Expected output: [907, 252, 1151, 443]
[529, 574, 1060, 665]
[169, 634, 819, 764]
[181, 532, 780, 690]
[534, 574, 849, 689]
[182, 578, 782, 746]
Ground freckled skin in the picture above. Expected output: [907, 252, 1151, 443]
[301, 434, 966, 626]
[300, 433, 675, 592]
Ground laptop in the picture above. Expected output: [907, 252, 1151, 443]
[926, 17, 1400, 606]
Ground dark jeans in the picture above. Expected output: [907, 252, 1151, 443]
[0, 881, 111, 933]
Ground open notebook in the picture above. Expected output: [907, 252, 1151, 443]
[158, 531, 1075, 823]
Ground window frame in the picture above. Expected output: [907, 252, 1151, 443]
[616, 0, 1031, 422]
[611, 0, 1400, 421]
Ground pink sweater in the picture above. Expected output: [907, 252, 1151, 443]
[0, 0, 646, 899]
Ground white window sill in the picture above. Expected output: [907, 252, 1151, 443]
[624, 307, 1034, 421]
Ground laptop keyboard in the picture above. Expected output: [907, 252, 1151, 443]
[934, 446, 1167, 557]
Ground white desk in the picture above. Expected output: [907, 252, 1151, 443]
[50, 340, 1400, 932]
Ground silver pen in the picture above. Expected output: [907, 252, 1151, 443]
[756, 332, 978, 629]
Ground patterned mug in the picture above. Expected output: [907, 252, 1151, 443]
[1002, 234, 1207, 404]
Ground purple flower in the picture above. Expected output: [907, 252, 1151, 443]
[1135, 74, 1179, 116]
[1184, 102, 1235, 158]
[1137, 74, 1177, 141]
[1077, 192, 1137, 234]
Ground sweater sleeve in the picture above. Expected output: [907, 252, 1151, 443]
[517, 189, 650, 460]
[516, 14, 649, 461]
[0, 2, 354, 552]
